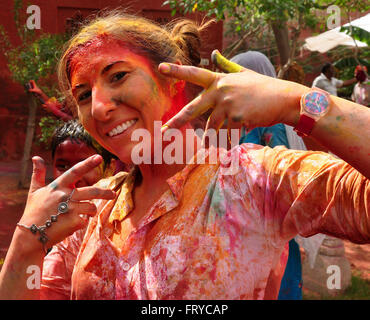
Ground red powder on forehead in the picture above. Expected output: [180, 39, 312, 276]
[67, 34, 115, 81]
[67, 35, 159, 84]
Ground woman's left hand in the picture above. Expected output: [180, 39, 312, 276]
[158, 62, 308, 135]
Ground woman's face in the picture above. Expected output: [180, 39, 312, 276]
[70, 40, 177, 164]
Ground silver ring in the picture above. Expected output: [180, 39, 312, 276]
[57, 189, 75, 214]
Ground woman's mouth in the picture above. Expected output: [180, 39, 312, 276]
[107, 119, 138, 137]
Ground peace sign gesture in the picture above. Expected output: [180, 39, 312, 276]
[18, 155, 116, 254]
[158, 51, 307, 135]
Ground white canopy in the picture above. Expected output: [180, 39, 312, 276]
[304, 13, 369, 53]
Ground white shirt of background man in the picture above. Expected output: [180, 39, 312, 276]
[312, 73, 343, 96]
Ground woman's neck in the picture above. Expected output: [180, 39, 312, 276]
[136, 125, 201, 190]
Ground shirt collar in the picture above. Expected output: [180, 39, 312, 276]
[108, 167, 137, 224]
[321, 73, 329, 81]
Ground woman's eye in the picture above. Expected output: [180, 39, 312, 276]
[78, 90, 91, 102]
[57, 164, 70, 171]
[110, 72, 127, 83]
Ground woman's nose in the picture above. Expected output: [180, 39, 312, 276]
[91, 88, 116, 121]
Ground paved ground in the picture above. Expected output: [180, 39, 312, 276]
[0, 160, 369, 293]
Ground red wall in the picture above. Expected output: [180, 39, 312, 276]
[0, 0, 223, 162]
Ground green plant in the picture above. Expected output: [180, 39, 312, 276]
[37, 116, 63, 149]
[0, 0, 68, 187]
[341, 26, 370, 46]
[0, 0, 68, 144]
[163, 0, 369, 78]
[0, 1, 67, 86]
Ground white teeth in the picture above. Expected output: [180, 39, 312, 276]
[116, 124, 123, 133]
[108, 119, 136, 137]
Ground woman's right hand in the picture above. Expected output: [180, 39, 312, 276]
[158, 61, 308, 136]
[17, 155, 116, 254]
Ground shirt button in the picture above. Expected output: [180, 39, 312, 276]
[122, 261, 130, 271]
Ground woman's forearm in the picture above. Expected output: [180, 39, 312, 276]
[0, 228, 44, 299]
[269, 80, 369, 178]
[308, 96, 370, 179]
[158, 62, 370, 179]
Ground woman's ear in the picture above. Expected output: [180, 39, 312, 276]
[173, 59, 182, 66]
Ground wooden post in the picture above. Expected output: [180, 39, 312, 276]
[18, 94, 38, 189]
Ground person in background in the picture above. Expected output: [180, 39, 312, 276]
[26, 80, 73, 121]
[230, 51, 303, 300]
[51, 120, 118, 185]
[352, 65, 370, 107]
[312, 62, 356, 96]
[43, 120, 118, 257]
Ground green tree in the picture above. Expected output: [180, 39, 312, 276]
[0, 0, 67, 188]
[163, 0, 369, 78]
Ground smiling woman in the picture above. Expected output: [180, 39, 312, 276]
[0, 10, 369, 300]
[57, 12, 209, 165]
[58, 12, 207, 120]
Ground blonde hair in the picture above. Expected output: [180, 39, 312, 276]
[58, 10, 213, 113]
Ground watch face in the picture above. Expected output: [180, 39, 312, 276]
[304, 91, 329, 115]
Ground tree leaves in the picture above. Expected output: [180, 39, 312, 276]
[340, 26, 370, 46]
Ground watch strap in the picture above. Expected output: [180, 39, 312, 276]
[294, 114, 316, 137]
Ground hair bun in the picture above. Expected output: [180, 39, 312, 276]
[170, 20, 202, 66]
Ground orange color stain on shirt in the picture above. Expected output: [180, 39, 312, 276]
[41, 144, 370, 299]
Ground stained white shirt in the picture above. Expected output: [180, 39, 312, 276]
[312, 73, 343, 96]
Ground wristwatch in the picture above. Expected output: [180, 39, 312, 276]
[294, 88, 331, 137]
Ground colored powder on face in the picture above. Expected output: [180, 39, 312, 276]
[70, 38, 152, 89]
[68, 35, 188, 126]
[160, 84, 187, 124]
[67, 34, 110, 81]
[68, 35, 150, 83]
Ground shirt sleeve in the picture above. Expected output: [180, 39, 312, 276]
[40, 228, 86, 299]
[233, 144, 369, 247]
[312, 78, 324, 90]
[333, 77, 344, 88]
